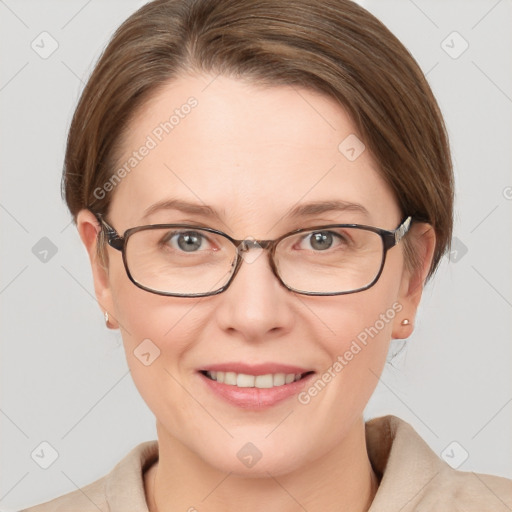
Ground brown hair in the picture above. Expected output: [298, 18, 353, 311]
[63, 0, 453, 278]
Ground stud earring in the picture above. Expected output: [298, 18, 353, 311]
[105, 311, 110, 328]
[401, 319, 410, 326]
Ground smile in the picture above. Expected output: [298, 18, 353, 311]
[201, 370, 312, 388]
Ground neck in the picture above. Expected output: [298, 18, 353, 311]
[145, 417, 379, 512]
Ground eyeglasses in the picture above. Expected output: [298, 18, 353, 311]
[94, 212, 412, 297]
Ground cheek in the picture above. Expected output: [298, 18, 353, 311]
[313, 255, 401, 349]
[335, 298, 397, 391]
[109, 255, 204, 349]
[304, 258, 404, 412]
[108, 263, 207, 403]
[313, 292, 398, 382]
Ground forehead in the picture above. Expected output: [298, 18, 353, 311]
[109, 73, 399, 233]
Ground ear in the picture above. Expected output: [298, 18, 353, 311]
[392, 222, 436, 339]
[76, 209, 118, 329]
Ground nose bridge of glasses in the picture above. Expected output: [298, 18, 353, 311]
[236, 238, 273, 253]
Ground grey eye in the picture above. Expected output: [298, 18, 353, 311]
[177, 232, 203, 252]
[309, 231, 334, 251]
[162, 231, 207, 252]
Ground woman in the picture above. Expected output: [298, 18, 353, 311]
[21, 0, 512, 510]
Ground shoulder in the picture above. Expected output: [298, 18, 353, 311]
[366, 415, 512, 512]
[20, 441, 158, 512]
[20, 478, 108, 512]
[422, 468, 512, 511]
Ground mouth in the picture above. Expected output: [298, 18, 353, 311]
[199, 370, 315, 389]
[197, 363, 316, 408]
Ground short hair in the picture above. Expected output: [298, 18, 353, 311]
[63, 0, 453, 279]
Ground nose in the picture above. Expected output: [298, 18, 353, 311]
[214, 246, 295, 342]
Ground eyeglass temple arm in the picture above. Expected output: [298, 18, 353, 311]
[94, 213, 125, 251]
[381, 216, 412, 251]
[394, 216, 412, 245]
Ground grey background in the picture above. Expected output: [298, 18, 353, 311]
[1, 0, 511, 509]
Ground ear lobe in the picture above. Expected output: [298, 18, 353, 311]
[76, 209, 117, 327]
[392, 223, 436, 339]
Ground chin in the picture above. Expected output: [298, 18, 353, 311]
[195, 437, 307, 478]
[213, 456, 302, 479]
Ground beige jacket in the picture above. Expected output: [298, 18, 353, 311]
[21, 415, 512, 511]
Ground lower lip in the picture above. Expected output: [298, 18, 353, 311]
[199, 372, 315, 409]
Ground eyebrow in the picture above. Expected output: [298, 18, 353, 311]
[285, 199, 369, 219]
[141, 198, 369, 222]
[142, 199, 223, 222]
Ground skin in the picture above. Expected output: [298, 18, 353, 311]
[77, 73, 435, 512]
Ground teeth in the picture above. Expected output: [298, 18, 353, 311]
[224, 372, 237, 385]
[205, 371, 305, 388]
[273, 373, 285, 386]
[236, 373, 254, 387]
[254, 374, 273, 388]
[285, 373, 295, 384]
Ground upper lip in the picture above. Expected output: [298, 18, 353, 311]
[200, 363, 314, 376]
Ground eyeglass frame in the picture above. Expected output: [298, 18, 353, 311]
[93, 211, 412, 298]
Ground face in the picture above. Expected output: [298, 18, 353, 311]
[79, 73, 426, 477]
